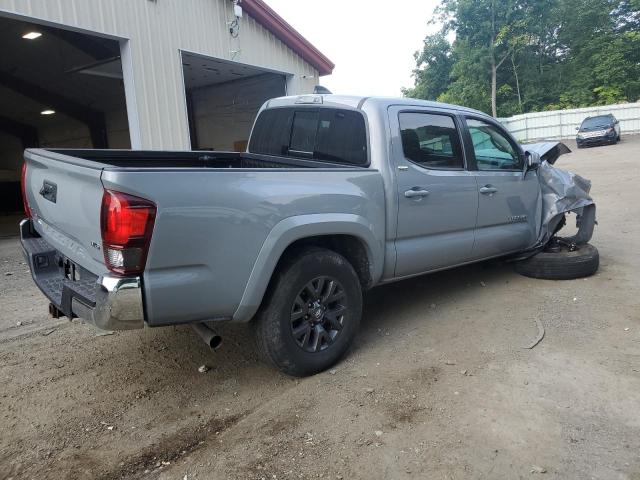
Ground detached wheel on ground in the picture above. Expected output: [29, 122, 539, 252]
[254, 247, 362, 377]
[514, 242, 599, 280]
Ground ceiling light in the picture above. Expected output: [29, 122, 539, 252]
[41, 109, 55, 115]
[22, 32, 42, 40]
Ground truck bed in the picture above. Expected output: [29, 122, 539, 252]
[46, 149, 364, 170]
[23, 147, 384, 327]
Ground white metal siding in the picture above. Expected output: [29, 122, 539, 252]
[500, 102, 640, 142]
[0, 0, 320, 150]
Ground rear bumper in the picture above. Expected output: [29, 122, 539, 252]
[20, 219, 145, 330]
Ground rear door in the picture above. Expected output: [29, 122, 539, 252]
[461, 116, 541, 259]
[24, 149, 108, 274]
[389, 106, 478, 276]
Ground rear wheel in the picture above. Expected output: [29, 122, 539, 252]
[514, 242, 599, 280]
[254, 248, 362, 376]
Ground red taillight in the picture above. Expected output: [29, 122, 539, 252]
[21, 162, 32, 218]
[100, 190, 156, 276]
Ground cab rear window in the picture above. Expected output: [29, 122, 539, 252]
[249, 107, 368, 166]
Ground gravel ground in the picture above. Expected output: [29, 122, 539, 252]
[1, 137, 639, 480]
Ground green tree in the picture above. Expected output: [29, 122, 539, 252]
[405, 0, 640, 116]
[438, 0, 531, 116]
[402, 33, 453, 100]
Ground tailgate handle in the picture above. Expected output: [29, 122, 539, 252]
[39, 180, 58, 203]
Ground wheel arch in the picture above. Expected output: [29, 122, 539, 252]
[232, 214, 383, 322]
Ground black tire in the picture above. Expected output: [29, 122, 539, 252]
[514, 243, 599, 280]
[254, 248, 362, 376]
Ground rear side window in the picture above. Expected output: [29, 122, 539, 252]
[399, 112, 464, 169]
[249, 107, 368, 166]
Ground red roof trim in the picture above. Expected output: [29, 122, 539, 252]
[240, 0, 335, 76]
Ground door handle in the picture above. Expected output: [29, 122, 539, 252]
[404, 188, 430, 199]
[479, 185, 498, 195]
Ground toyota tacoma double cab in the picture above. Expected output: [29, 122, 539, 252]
[20, 95, 598, 376]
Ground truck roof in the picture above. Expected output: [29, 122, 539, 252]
[266, 94, 489, 118]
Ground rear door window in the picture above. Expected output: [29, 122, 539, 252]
[249, 107, 368, 166]
[398, 112, 464, 169]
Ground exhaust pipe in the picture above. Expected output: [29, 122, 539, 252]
[191, 323, 222, 351]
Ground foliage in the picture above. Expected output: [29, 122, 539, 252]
[402, 33, 454, 101]
[405, 0, 640, 116]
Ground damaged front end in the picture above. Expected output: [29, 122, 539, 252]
[523, 142, 596, 254]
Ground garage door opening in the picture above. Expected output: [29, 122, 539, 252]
[0, 16, 129, 220]
[182, 52, 287, 152]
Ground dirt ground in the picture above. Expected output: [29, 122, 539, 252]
[1, 137, 639, 480]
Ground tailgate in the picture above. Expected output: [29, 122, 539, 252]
[24, 149, 108, 275]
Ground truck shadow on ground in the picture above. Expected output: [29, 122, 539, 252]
[202, 257, 516, 373]
[360, 259, 512, 332]
[27, 257, 518, 395]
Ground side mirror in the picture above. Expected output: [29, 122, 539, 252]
[523, 150, 541, 179]
[575, 126, 580, 131]
[526, 150, 541, 169]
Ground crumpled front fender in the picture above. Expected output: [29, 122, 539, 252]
[522, 142, 595, 246]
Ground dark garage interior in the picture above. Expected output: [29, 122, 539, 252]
[182, 52, 287, 152]
[0, 16, 129, 217]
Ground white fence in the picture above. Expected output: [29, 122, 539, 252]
[499, 102, 640, 142]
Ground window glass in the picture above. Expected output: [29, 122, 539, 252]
[399, 112, 464, 169]
[315, 109, 368, 165]
[581, 116, 612, 129]
[466, 118, 521, 170]
[249, 107, 368, 166]
[248, 108, 293, 156]
[290, 111, 319, 156]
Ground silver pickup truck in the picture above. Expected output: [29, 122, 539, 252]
[20, 95, 597, 376]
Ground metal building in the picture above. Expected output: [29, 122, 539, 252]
[0, 0, 333, 213]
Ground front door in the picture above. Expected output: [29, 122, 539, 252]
[390, 107, 478, 277]
[462, 116, 541, 259]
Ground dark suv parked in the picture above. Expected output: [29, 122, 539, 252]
[576, 114, 620, 148]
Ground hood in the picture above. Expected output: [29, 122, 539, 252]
[522, 141, 572, 165]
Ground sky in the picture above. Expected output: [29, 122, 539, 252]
[263, 0, 442, 97]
